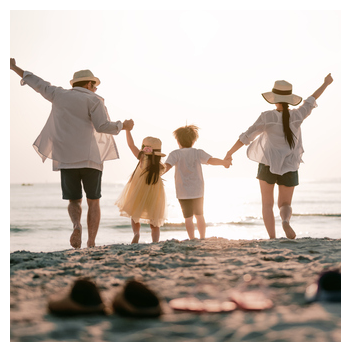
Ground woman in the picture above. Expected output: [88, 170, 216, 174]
[225, 74, 333, 239]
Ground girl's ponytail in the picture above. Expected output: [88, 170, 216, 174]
[281, 102, 296, 149]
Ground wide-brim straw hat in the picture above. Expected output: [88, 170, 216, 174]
[70, 69, 101, 87]
[262, 80, 302, 106]
[142, 137, 166, 157]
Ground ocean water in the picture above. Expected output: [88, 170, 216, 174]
[10, 178, 341, 253]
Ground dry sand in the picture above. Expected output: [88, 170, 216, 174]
[10, 237, 341, 342]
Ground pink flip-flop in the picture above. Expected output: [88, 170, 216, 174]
[228, 289, 273, 311]
[169, 297, 237, 313]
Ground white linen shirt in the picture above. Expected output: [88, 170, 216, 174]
[21, 71, 123, 171]
[239, 96, 318, 175]
[165, 148, 212, 199]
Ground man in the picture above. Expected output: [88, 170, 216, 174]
[10, 58, 134, 249]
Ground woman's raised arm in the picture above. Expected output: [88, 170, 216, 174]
[312, 74, 333, 100]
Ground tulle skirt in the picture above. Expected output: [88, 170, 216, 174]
[115, 166, 167, 227]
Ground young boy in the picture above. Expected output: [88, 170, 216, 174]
[164, 125, 231, 240]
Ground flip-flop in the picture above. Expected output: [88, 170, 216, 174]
[305, 270, 341, 303]
[112, 280, 162, 318]
[48, 279, 106, 316]
[228, 289, 273, 311]
[169, 297, 237, 313]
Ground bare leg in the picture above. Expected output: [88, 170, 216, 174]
[86, 198, 101, 247]
[259, 180, 276, 239]
[184, 217, 195, 240]
[150, 224, 160, 242]
[68, 199, 82, 249]
[278, 185, 296, 239]
[195, 214, 206, 239]
[131, 219, 140, 243]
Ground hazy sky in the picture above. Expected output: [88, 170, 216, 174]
[10, 8, 342, 185]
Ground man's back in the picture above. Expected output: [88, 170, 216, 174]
[19, 72, 120, 165]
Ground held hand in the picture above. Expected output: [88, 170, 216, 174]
[224, 153, 232, 162]
[123, 119, 134, 131]
[223, 158, 232, 169]
[324, 73, 333, 86]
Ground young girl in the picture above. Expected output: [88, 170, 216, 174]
[225, 74, 333, 239]
[116, 131, 167, 243]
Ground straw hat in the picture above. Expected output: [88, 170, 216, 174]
[262, 80, 302, 106]
[70, 69, 101, 87]
[141, 137, 166, 157]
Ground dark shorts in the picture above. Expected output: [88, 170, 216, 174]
[60, 168, 102, 200]
[257, 163, 299, 187]
[178, 197, 204, 218]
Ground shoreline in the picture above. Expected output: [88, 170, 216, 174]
[10, 237, 341, 342]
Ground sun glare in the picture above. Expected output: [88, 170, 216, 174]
[179, 11, 220, 52]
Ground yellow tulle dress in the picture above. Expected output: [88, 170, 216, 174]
[116, 157, 167, 227]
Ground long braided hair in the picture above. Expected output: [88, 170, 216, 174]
[281, 102, 296, 149]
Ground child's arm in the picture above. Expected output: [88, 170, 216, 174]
[163, 163, 173, 174]
[125, 130, 140, 158]
[312, 73, 333, 100]
[207, 157, 231, 168]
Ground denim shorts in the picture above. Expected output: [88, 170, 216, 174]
[256, 163, 299, 187]
[178, 197, 204, 218]
[60, 168, 102, 200]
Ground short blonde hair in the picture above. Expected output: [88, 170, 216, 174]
[173, 125, 199, 148]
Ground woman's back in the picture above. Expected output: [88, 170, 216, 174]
[240, 96, 317, 175]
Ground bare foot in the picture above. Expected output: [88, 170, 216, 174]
[70, 226, 82, 249]
[87, 241, 95, 248]
[131, 234, 140, 244]
[282, 221, 296, 239]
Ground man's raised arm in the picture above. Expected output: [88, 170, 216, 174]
[10, 58, 24, 78]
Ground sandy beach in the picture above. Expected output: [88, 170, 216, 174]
[10, 237, 341, 342]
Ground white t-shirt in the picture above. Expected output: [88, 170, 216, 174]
[165, 148, 212, 199]
[239, 96, 318, 175]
